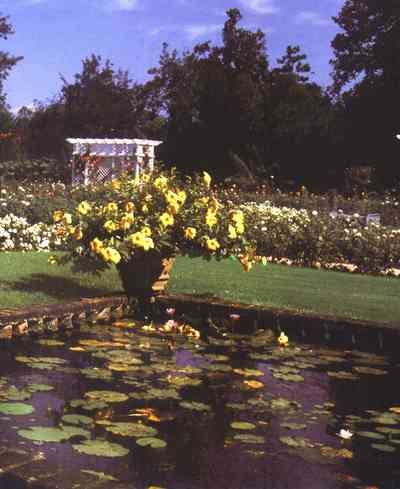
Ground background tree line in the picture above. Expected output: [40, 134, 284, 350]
[1, 1, 399, 191]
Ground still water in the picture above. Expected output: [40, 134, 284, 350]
[0, 318, 400, 489]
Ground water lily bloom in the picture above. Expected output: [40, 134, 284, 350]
[230, 314, 240, 321]
[166, 308, 175, 316]
[77, 201, 92, 215]
[278, 332, 289, 346]
[338, 429, 353, 440]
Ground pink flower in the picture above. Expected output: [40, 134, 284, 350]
[166, 308, 176, 316]
[230, 314, 240, 321]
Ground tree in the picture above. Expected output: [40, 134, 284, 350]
[61, 54, 154, 139]
[330, 0, 400, 185]
[0, 13, 22, 110]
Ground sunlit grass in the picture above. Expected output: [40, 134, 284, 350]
[0, 252, 399, 326]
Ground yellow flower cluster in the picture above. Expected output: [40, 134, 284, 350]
[89, 237, 121, 264]
[127, 231, 154, 251]
[230, 210, 245, 234]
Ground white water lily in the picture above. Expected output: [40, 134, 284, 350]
[338, 428, 353, 440]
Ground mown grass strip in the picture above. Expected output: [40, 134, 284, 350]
[0, 252, 399, 326]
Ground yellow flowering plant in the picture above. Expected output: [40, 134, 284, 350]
[52, 168, 265, 294]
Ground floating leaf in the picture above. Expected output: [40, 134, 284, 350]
[27, 384, 54, 393]
[243, 380, 264, 389]
[226, 402, 247, 411]
[279, 436, 314, 448]
[136, 437, 167, 448]
[18, 425, 90, 442]
[371, 443, 396, 453]
[179, 401, 211, 412]
[105, 422, 157, 438]
[85, 390, 129, 403]
[73, 439, 129, 457]
[37, 339, 65, 347]
[272, 372, 304, 382]
[234, 368, 264, 377]
[320, 446, 353, 459]
[70, 399, 108, 411]
[233, 434, 265, 444]
[62, 414, 94, 426]
[327, 371, 359, 380]
[81, 470, 118, 481]
[357, 431, 386, 440]
[353, 366, 387, 376]
[230, 422, 256, 430]
[0, 402, 34, 415]
[80, 367, 113, 380]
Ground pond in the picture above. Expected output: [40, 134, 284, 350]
[0, 316, 400, 489]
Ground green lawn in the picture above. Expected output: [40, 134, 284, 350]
[0, 252, 399, 326]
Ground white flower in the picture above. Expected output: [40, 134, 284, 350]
[338, 428, 353, 440]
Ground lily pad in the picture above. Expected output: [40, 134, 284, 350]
[280, 436, 314, 448]
[179, 401, 211, 412]
[37, 339, 65, 347]
[85, 390, 129, 403]
[73, 439, 129, 457]
[80, 368, 113, 380]
[233, 368, 264, 377]
[233, 433, 265, 444]
[136, 437, 167, 448]
[371, 443, 396, 453]
[27, 384, 54, 393]
[0, 402, 34, 415]
[327, 371, 359, 380]
[230, 422, 256, 430]
[18, 425, 90, 442]
[70, 399, 109, 411]
[105, 422, 157, 437]
[353, 366, 387, 376]
[356, 431, 386, 440]
[272, 372, 304, 382]
[62, 414, 94, 426]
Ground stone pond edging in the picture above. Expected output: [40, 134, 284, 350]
[0, 293, 399, 354]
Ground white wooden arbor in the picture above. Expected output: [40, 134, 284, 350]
[66, 138, 163, 185]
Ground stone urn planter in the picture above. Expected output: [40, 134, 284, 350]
[116, 251, 175, 301]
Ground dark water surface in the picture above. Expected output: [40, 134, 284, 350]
[0, 320, 400, 489]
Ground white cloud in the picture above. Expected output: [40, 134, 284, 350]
[295, 11, 332, 26]
[183, 24, 220, 40]
[239, 0, 279, 15]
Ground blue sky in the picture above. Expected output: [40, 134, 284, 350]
[1, 0, 344, 113]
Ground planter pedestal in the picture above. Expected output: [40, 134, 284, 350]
[117, 252, 174, 302]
